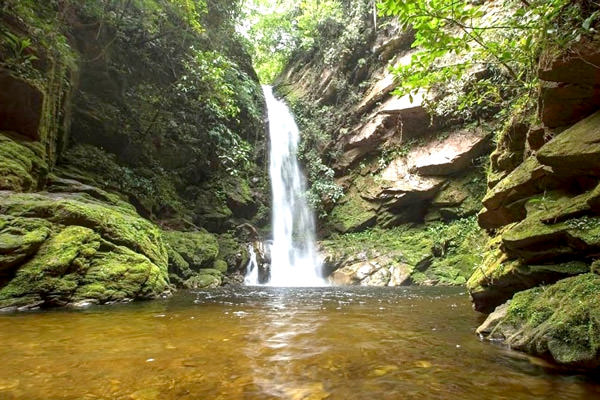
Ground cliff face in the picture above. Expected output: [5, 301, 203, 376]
[0, 0, 267, 310]
[470, 44, 600, 368]
[276, 0, 491, 287]
[277, 0, 600, 367]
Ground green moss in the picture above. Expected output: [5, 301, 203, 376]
[163, 230, 219, 270]
[0, 190, 170, 309]
[183, 271, 222, 289]
[0, 192, 168, 269]
[328, 190, 377, 233]
[490, 274, 600, 368]
[213, 259, 228, 273]
[217, 233, 249, 272]
[0, 133, 48, 191]
[323, 216, 486, 286]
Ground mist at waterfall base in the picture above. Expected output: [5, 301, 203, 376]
[245, 86, 325, 287]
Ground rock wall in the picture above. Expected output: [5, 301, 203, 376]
[0, 0, 266, 309]
[275, 0, 491, 286]
[471, 44, 600, 367]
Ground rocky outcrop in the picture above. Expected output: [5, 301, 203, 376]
[469, 43, 600, 370]
[478, 274, 600, 369]
[321, 216, 486, 287]
[471, 109, 600, 313]
[0, 190, 170, 311]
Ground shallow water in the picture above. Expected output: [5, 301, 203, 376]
[0, 286, 598, 400]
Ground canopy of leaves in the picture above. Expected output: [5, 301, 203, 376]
[241, 0, 345, 82]
[377, 0, 599, 120]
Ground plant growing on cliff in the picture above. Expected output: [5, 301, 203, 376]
[377, 0, 599, 119]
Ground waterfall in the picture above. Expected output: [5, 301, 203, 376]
[244, 244, 259, 285]
[245, 86, 325, 287]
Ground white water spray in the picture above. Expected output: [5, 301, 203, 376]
[245, 86, 325, 287]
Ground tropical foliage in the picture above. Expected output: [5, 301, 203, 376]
[377, 0, 600, 119]
[241, 0, 345, 82]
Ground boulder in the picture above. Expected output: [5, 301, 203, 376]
[477, 274, 600, 369]
[0, 189, 170, 310]
[329, 256, 412, 287]
[163, 230, 219, 271]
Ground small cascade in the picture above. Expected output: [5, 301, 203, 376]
[244, 86, 325, 287]
[244, 244, 259, 285]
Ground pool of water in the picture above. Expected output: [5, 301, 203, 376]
[0, 286, 598, 399]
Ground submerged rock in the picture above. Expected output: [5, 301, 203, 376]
[477, 274, 600, 369]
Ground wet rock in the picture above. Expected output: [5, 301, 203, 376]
[467, 237, 591, 313]
[477, 274, 600, 369]
[183, 269, 222, 289]
[329, 256, 412, 287]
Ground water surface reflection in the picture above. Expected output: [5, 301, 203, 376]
[0, 286, 598, 399]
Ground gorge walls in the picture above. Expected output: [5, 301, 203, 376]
[0, 0, 267, 309]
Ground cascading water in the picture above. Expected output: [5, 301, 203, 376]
[245, 85, 325, 287]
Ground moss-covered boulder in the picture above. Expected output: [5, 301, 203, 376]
[183, 269, 223, 289]
[0, 191, 169, 310]
[477, 273, 600, 369]
[217, 233, 250, 273]
[163, 230, 219, 271]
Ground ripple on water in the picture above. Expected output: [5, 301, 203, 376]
[0, 286, 599, 399]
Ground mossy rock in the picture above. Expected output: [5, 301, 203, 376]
[328, 190, 377, 233]
[479, 273, 600, 369]
[0, 225, 169, 310]
[163, 230, 219, 271]
[0, 191, 168, 268]
[217, 232, 249, 272]
[322, 216, 485, 287]
[213, 259, 229, 273]
[183, 270, 222, 289]
[467, 235, 591, 313]
[0, 132, 48, 192]
[0, 189, 170, 310]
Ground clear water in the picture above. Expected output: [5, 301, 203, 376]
[246, 86, 324, 287]
[1, 286, 599, 399]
